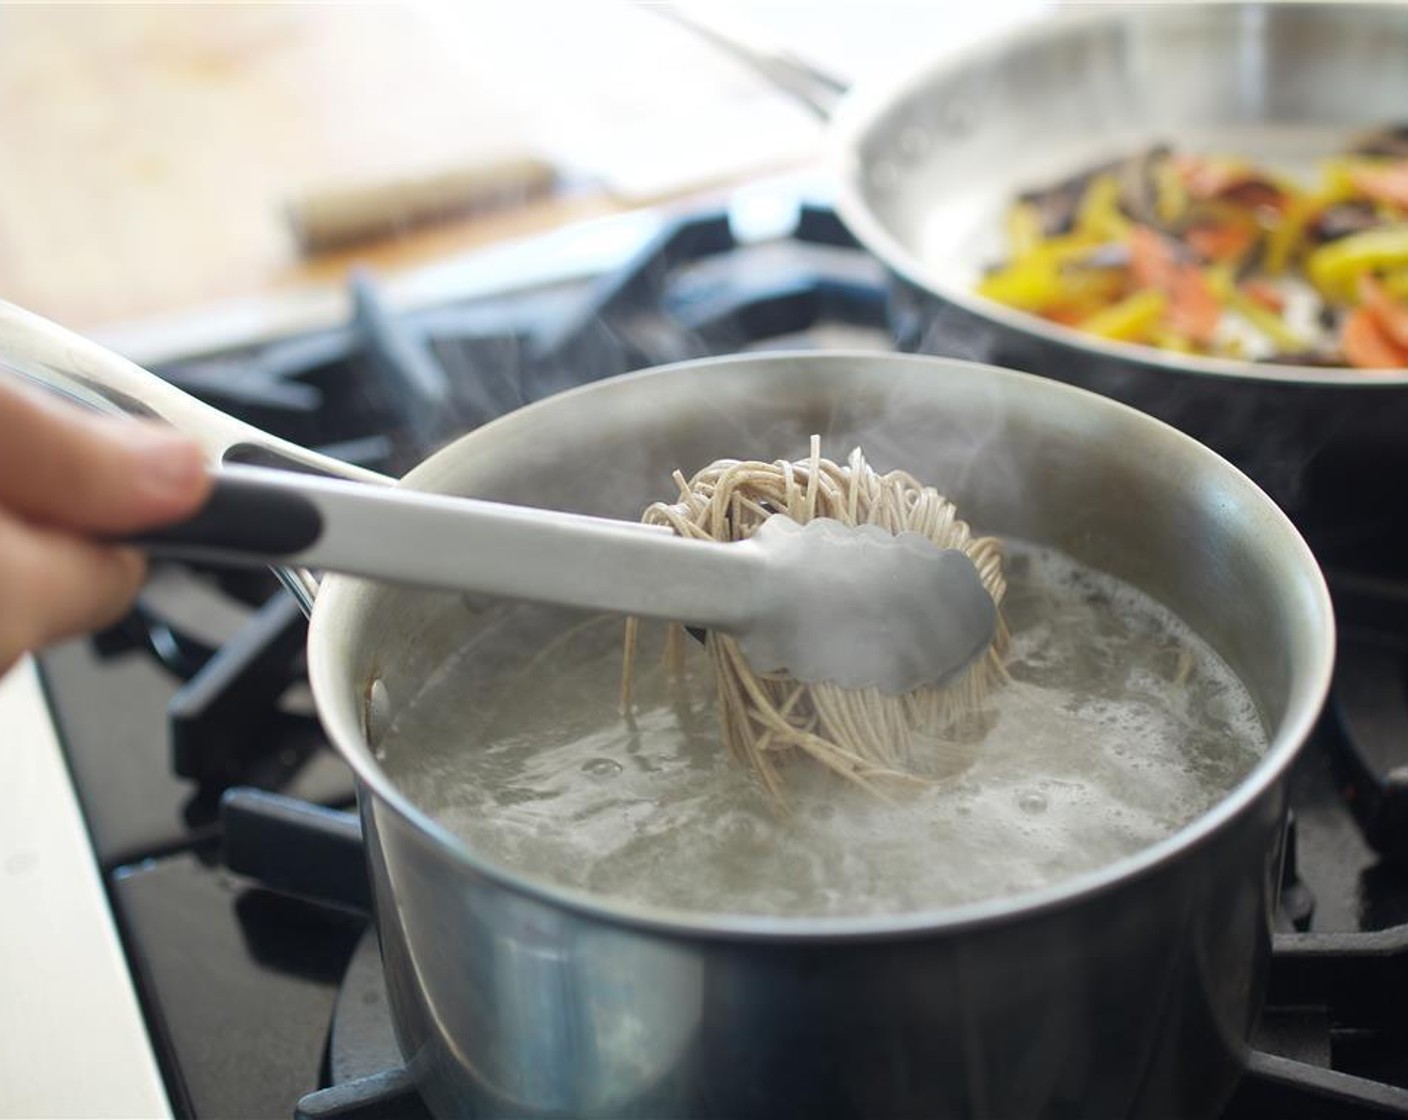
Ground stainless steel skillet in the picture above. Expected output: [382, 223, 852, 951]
[673, 1, 1408, 386]
[669, 2, 1408, 540]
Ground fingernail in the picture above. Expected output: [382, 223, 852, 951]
[136, 432, 204, 497]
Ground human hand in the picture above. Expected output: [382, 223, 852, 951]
[0, 380, 211, 676]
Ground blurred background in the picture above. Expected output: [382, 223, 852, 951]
[0, 0, 1049, 333]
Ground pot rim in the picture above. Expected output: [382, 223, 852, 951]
[307, 351, 1335, 942]
[826, 1, 1408, 389]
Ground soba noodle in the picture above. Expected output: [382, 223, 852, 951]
[620, 437, 1009, 799]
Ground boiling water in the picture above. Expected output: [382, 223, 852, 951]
[378, 543, 1268, 918]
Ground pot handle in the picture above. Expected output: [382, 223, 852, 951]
[0, 298, 395, 615]
[655, 3, 850, 120]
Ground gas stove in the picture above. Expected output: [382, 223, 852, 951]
[14, 179, 1408, 1118]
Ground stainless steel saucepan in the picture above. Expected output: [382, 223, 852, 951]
[672, 2, 1408, 556]
[0, 300, 1333, 1118]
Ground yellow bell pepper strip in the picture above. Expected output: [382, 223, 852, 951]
[1004, 202, 1044, 257]
[1078, 289, 1166, 342]
[977, 228, 1114, 312]
[1262, 192, 1320, 275]
[1381, 267, 1408, 301]
[1153, 157, 1188, 225]
[1147, 327, 1194, 353]
[1075, 174, 1131, 241]
[1306, 224, 1408, 301]
[1205, 266, 1307, 353]
[976, 258, 1064, 312]
[1320, 157, 1387, 204]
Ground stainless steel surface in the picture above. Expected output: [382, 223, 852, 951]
[727, 516, 997, 692]
[302, 352, 1335, 1119]
[657, 2, 848, 119]
[830, 2, 1408, 388]
[683, 4, 1408, 520]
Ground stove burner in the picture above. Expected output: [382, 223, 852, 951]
[1324, 573, 1408, 863]
[323, 931, 402, 1090]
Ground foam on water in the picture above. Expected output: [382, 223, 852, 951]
[378, 543, 1268, 918]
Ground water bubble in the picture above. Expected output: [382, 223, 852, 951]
[721, 813, 765, 845]
[377, 541, 1268, 919]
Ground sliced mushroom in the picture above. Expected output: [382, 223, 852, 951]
[1115, 145, 1173, 227]
[1016, 146, 1172, 237]
[1018, 173, 1100, 238]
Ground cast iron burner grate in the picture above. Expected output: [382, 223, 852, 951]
[213, 790, 1408, 1120]
[1321, 572, 1408, 866]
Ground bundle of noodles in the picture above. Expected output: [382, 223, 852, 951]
[620, 437, 1009, 800]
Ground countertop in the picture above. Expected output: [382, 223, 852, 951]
[0, 1, 1047, 333]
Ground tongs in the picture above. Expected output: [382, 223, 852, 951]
[0, 299, 997, 695]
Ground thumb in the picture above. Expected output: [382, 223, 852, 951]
[0, 381, 211, 534]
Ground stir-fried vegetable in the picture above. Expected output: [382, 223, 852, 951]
[1305, 225, 1408, 301]
[980, 136, 1408, 368]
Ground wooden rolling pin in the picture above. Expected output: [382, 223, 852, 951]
[286, 156, 558, 254]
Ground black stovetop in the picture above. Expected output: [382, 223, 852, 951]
[37, 199, 1408, 1119]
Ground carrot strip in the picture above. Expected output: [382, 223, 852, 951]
[1078, 289, 1167, 342]
[1176, 156, 1286, 209]
[1358, 273, 1408, 349]
[1350, 162, 1408, 211]
[1129, 225, 1178, 290]
[1128, 225, 1221, 345]
[1166, 267, 1221, 345]
[1342, 306, 1408, 368]
[1241, 279, 1285, 313]
[1175, 156, 1241, 199]
[1042, 305, 1087, 327]
[1185, 223, 1256, 263]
